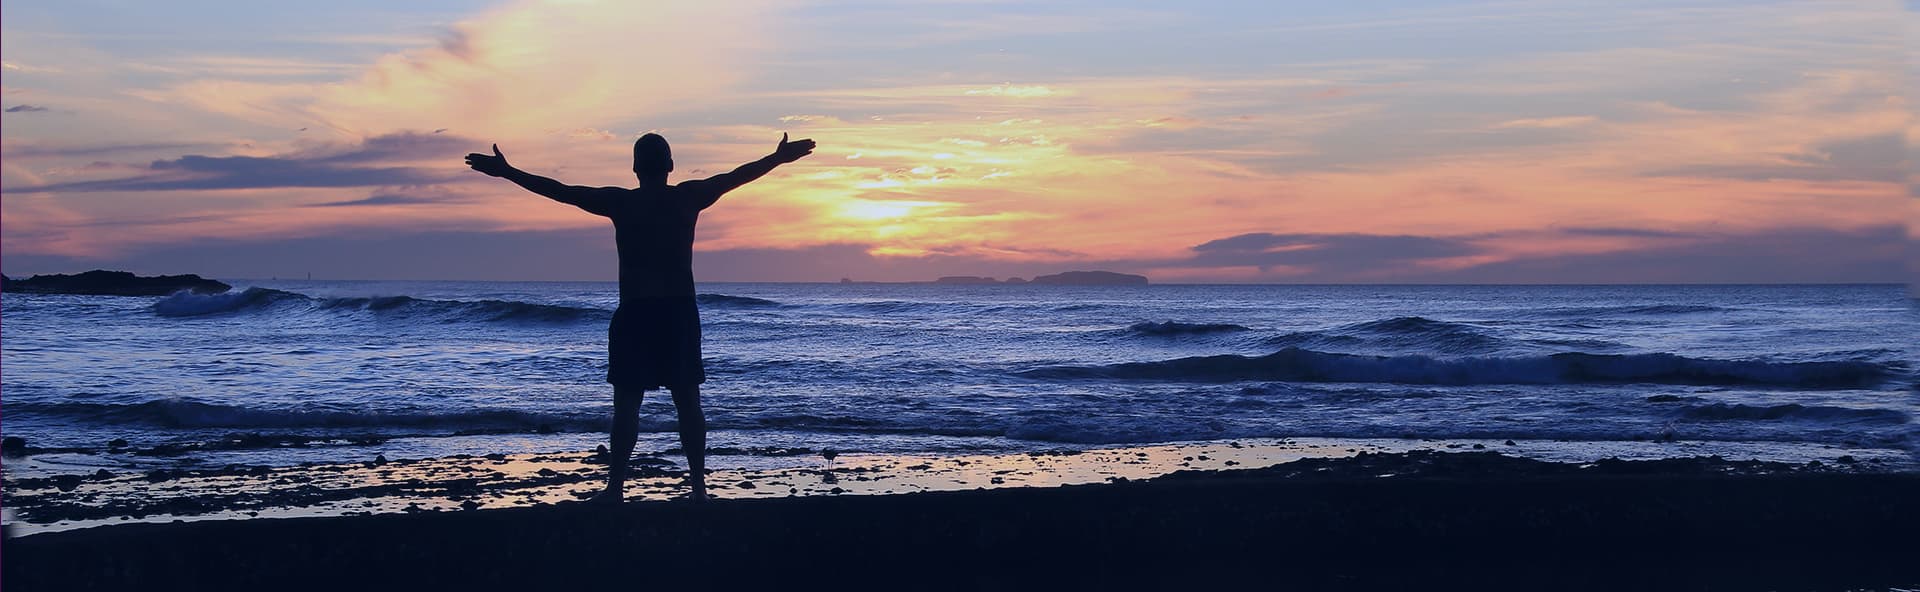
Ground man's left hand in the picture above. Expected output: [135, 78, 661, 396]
[465, 144, 516, 177]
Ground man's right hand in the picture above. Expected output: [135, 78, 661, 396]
[464, 144, 516, 177]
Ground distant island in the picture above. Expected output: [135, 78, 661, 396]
[1, 270, 231, 296]
[928, 271, 1148, 286]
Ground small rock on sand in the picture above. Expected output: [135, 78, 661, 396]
[2, 437, 27, 458]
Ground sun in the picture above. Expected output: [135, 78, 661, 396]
[836, 200, 950, 221]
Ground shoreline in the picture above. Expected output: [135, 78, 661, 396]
[4, 449, 1916, 590]
[5, 436, 1910, 537]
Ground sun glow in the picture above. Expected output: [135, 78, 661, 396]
[836, 200, 950, 221]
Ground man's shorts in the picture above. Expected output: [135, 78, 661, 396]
[607, 298, 705, 389]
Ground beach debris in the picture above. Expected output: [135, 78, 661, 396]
[2, 437, 27, 458]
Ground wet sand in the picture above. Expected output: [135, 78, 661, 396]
[5, 450, 1917, 591]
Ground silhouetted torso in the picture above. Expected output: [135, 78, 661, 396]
[610, 185, 710, 301]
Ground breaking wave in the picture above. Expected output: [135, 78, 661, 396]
[1126, 321, 1252, 336]
[1017, 348, 1898, 389]
[1676, 403, 1910, 423]
[696, 294, 780, 307]
[151, 287, 303, 317]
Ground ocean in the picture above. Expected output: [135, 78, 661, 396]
[2, 282, 1915, 478]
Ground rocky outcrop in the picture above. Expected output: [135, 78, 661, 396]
[933, 276, 1001, 285]
[3, 270, 231, 296]
[1028, 271, 1149, 285]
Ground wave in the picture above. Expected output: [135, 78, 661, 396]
[1342, 316, 1507, 354]
[1017, 347, 1899, 388]
[152, 287, 303, 317]
[149, 287, 671, 324]
[1127, 321, 1252, 336]
[829, 300, 951, 314]
[1525, 337, 1631, 351]
[1260, 316, 1511, 355]
[1676, 403, 1910, 424]
[1532, 304, 1740, 317]
[8, 400, 608, 433]
[696, 294, 780, 307]
[320, 294, 605, 322]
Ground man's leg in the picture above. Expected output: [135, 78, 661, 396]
[598, 385, 644, 502]
[669, 385, 708, 500]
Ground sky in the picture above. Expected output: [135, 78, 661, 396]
[2, 0, 1911, 283]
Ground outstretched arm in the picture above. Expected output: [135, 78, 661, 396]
[686, 133, 816, 209]
[464, 144, 614, 216]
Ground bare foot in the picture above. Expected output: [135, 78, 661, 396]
[583, 488, 624, 506]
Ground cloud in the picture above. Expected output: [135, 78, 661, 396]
[12, 131, 468, 193]
[1493, 116, 1596, 129]
[1412, 225, 1905, 284]
[1186, 232, 1483, 271]
[962, 85, 1065, 98]
[2, 142, 214, 158]
[309, 131, 474, 164]
[153, 0, 790, 137]
[1645, 133, 1906, 183]
[1551, 226, 1700, 239]
[306, 192, 465, 208]
[0, 61, 61, 73]
[558, 128, 617, 140]
[1143, 225, 1906, 283]
[5, 104, 50, 113]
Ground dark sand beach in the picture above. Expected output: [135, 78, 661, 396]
[5, 450, 1916, 591]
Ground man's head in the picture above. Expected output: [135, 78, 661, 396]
[633, 133, 673, 178]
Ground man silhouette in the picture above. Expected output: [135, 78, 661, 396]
[465, 132, 816, 502]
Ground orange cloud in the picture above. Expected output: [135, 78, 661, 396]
[151, 0, 791, 139]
